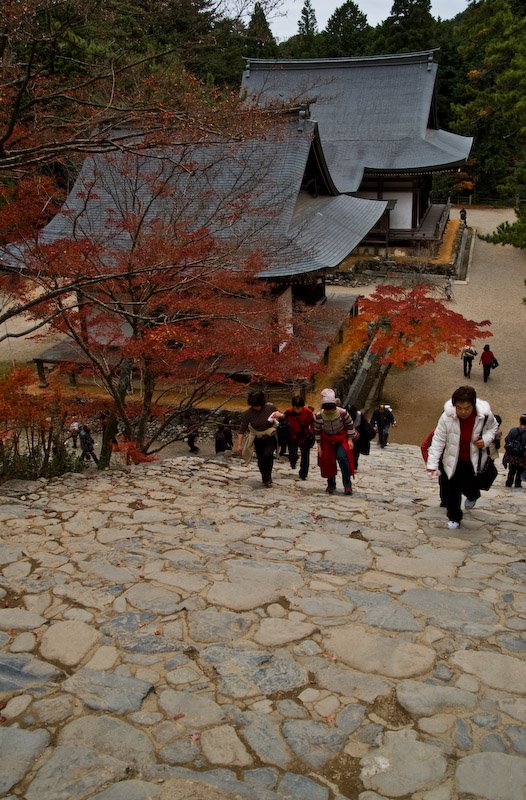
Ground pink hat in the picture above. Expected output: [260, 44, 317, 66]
[321, 388, 336, 404]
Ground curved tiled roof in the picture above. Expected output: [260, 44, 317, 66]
[242, 51, 473, 192]
[1, 121, 387, 280]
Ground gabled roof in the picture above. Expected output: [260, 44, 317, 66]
[241, 51, 473, 192]
[2, 121, 386, 279]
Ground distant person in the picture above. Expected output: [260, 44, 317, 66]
[282, 395, 315, 481]
[68, 416, 80, 449]
[493, 414, 503, 456]
[236, 391, 280, 487]
[79, 424, 99, 465]
[214, 424, 232, 454]
[460, 339, 477, 378]
[503, 414, 526, 489]
[444, 274, 454, 301]
[276, 417, 290, 457]
[459, 207, 467, 226]
[314, 388, 356, 495]
[426, 386, 497, 529]
[348, 405, 375, 470]
[479, 344, 497, 383]
[371, 403, 396, 448]
[184, 411, 199, 453]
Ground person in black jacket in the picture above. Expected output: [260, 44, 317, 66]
[371, 404, 396, 448]
[503, 414, 526, 488]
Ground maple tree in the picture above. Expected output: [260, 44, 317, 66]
[3, 143, 325, 467]
[348, 284, 492, 372]
[0, 367, 89, 480]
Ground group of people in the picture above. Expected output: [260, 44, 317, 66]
[461, 339, 498, 383]
[235, 389, 393, 494]
[425, 386, 525, 529]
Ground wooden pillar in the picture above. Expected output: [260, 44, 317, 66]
[34, 359, 48, 387]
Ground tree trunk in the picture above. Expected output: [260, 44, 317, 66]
[99, 358, 134, 469]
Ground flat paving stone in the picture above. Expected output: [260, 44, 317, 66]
[0, 442, 524, 800]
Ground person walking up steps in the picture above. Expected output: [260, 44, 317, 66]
[236, 391, 280, 487]
[315, 388, 357, 495]
[503, 414, 526, 489]
[282, 395, 315, 481]
[426, 386, 497, 529]
[371, 403, 396, 448]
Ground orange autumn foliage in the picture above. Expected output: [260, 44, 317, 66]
[348, 284, 492, 368]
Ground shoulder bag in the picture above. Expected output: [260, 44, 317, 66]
[475, 416, 498, 491]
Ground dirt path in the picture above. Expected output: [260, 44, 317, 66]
[381, 207, 526, 445]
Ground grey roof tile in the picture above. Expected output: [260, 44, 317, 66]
[3, 122, 386, 280]
[242, 51, 473, 192]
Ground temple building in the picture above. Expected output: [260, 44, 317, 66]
[241, 50, 473, 252]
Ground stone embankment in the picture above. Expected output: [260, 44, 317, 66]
[0, 445, 525, 800]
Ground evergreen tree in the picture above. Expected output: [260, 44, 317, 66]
[245, 2, 278, 57]
[451, 0, 526, 200]
[372, 0, 437, 54]
[298, 0, 319, 37]
[320, 1, 371, 56]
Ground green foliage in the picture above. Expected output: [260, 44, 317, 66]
[371, 0, 438, 55]
[319, 1, 371, 56]
[480, 204, 526, 248]
[245, 2, 278, 58]
[298, 0, 319, 36]
[0, 443, 85, 483]
[450, 0, 526, 199]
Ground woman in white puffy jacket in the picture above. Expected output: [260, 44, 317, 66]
[427, 386, 498, 529]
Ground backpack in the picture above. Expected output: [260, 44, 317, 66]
[506, 430, 526, 458]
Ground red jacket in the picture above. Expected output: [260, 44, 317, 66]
[284, 407, 315, 445]
[480, 350, 494, 366]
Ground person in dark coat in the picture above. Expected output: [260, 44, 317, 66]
[503, 414, 526, 488]
[79, 424, 99, 465]
[371, 404, 396, 448]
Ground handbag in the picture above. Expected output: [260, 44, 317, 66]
[475, 416, 498, 490]
[491, 358, 499, 369]
[360, 419, 377, 441]
[476, 453, 498, 490]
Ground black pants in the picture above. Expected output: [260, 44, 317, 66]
[506, 463, 523, 487]
[483, 364, 491, 382]
[463, 357, 473, 377]
[81, 449, 99, 465]
[187, 433, 199, 452]
[254, 435, 276, 483]
[288, 442, 311, 479]
[444, 459, 480, 523]
[379, 426, 390, 447]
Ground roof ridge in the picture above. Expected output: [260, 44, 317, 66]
[245, 50, 439, 70]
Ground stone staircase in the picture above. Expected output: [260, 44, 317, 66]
[0, 444, 525, 800]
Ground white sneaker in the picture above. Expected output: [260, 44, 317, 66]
[448, 520, 460, 529]
[464, 499, 477, 509]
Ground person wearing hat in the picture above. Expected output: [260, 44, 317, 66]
[314, 388, 357, 495]
[503, 414, 526, 489]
